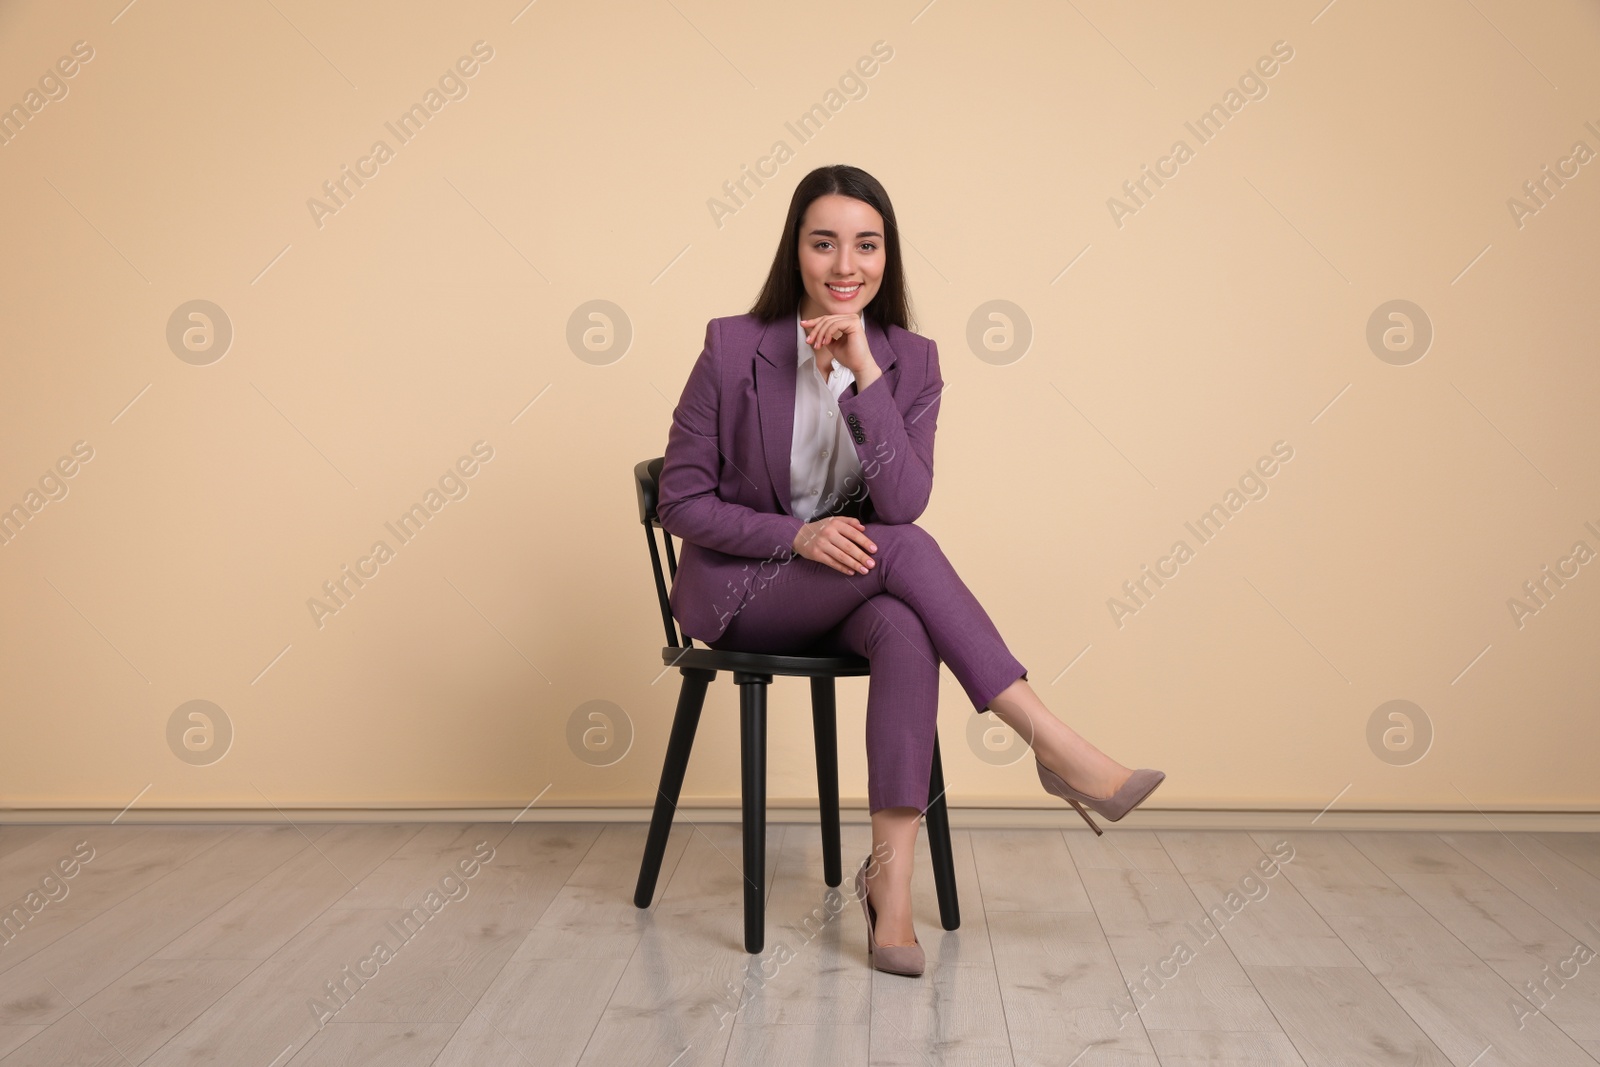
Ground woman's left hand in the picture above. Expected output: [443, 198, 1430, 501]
[801, 313, 877, 383]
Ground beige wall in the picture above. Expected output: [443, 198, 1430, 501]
[2, 0, 1597, 818]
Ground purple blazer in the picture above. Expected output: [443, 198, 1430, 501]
[657, 311, 944, 644]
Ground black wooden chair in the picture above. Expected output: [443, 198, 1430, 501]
[630, 456, 960, 953]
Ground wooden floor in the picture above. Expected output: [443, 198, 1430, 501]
[0, 822, 1598, 1065]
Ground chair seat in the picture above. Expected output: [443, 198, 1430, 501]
[660, 646, 870, 678]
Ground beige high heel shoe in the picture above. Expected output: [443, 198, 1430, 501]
[1036, 762, 1165, 835]
[855, 856, 924, 977]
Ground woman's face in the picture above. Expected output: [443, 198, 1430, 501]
[796, 194, 886, 321]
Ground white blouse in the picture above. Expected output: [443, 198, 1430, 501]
[790, 311, 867, 522]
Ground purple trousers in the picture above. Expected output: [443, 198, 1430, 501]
[707, 522, 1027, 813]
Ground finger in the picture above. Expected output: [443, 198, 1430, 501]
[831, 535, 873, 569]
[825, 551, 854, 576]
[814, 315, 843, 347]
[811, 315, 839, 346]
[825, 540, 868, 574]
[816, 542, 847, 570]
[816, 546, 851, 575]
[821, 518, 860, 546]
[842, 526, 877, 554]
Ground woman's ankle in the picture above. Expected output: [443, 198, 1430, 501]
[864, 870, 917, 944]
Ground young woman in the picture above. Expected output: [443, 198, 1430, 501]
[656, 164, 1164, 977]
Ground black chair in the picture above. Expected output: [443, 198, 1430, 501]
[630, 456, 960, 953]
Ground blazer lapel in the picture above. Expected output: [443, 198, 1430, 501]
[755, 313, 898, 520]
[755, 317, 798, 517]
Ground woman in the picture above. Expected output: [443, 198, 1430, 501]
[656, 164, 1164, 977]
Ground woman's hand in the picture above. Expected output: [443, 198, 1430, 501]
[793, 516, 877, 575]
[801, 313, 879, 387]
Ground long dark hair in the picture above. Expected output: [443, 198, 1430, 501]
[748, 165, 915, 333]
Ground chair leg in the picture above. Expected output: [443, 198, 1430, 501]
[736, 671, 770, 954]
[634, 667, 715, 909]
[926, 736, 961, 931]
[809, 676, 843, 889]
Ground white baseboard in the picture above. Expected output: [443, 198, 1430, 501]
[5, 804, 1599, 831]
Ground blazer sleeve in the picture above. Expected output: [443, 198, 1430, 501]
[835, 336, 943, 524]
[657, 318, 807, 560]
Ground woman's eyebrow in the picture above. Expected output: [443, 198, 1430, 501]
[807, 228, 883, 238]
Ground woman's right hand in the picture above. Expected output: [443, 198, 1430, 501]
[794, 516, 877, 575]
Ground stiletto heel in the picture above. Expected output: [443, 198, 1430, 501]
[854, 856, 924, 977]
[1065, 796, 1102, 836]
[1037, 761, 1165, 834]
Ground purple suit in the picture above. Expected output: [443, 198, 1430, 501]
[659, 313, 939, 643]
[657, 311, 1027, 812]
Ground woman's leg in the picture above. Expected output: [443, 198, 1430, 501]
[707, 521, 1025, 714]
[714, 584, 939, 947]
[703, 523, 1140, 942]
[827, 522, 1132, 800]
[867, 807, 921, 947]
[986, 681, 1135, 800]
[812, 593, 942, 813]
[811, 594, 939, 948]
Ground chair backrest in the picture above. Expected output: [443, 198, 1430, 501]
[635, 457, 689, 649]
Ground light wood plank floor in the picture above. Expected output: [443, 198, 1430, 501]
[1, 823, 1598, 1065]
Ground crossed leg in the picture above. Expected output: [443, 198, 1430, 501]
[709, 522, 1025, 805]
[706, 521, 1131, 948]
